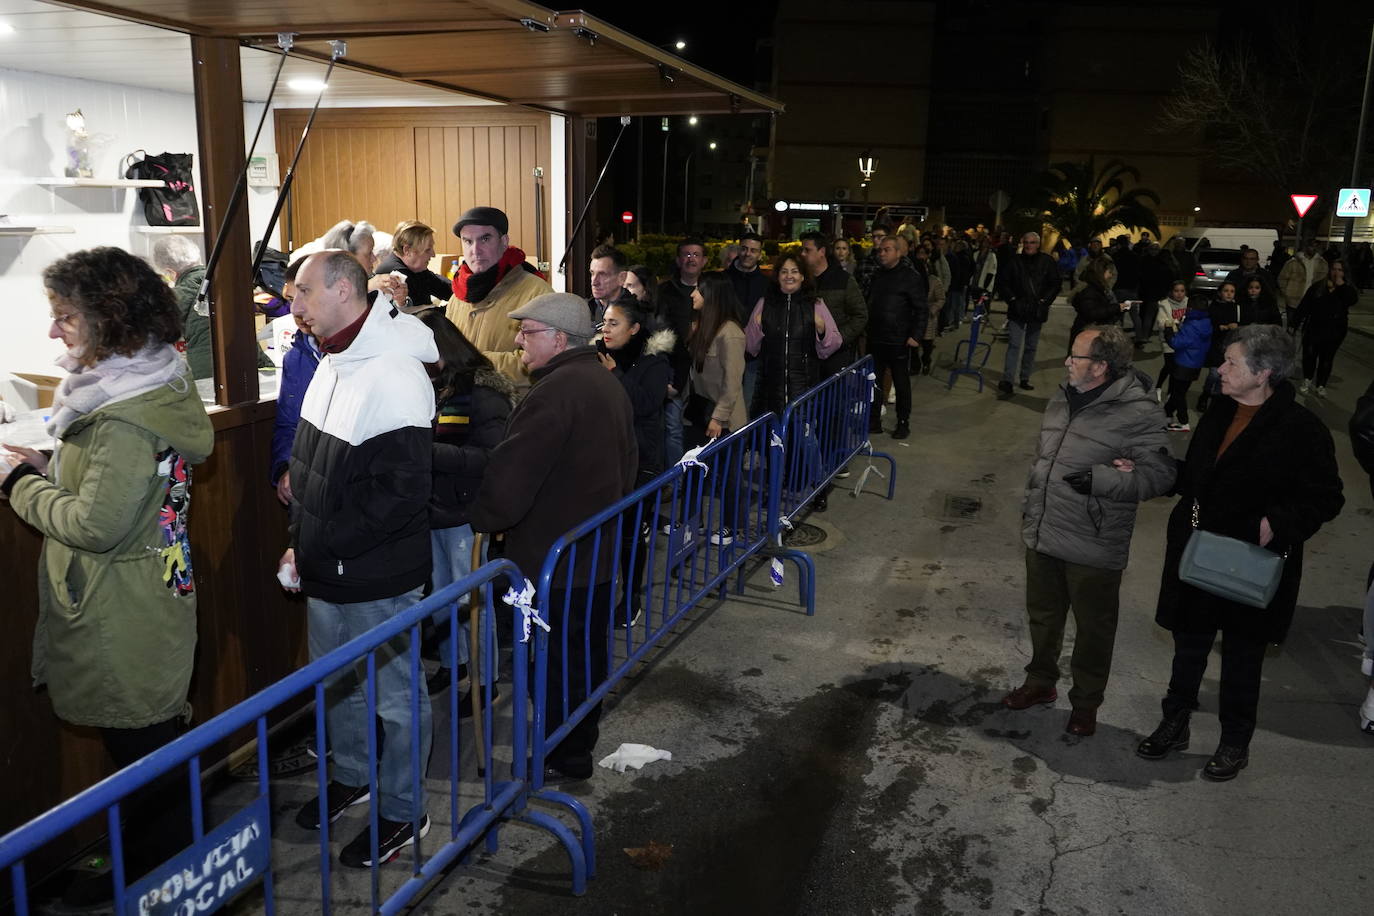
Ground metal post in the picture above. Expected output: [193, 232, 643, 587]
[636, 118, 644, 243]
[1344, 22, 1374, 259]
[683, 150, 695, 229]
[660, 127, 670, 234]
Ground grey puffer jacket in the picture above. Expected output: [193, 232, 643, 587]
[1021, 369, 1175, 570]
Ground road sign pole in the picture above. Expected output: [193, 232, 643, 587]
[1344, 23, 1374, 259]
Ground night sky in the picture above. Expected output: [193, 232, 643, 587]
[577, 1, 778, 87]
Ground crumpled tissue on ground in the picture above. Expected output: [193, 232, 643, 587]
[597, 743, 672, 773]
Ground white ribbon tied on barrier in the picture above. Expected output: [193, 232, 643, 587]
[770, 557, 785, 588]
[677, 440, 712, 476]
[502, 578, 551, 643]
[770, 431, 784, 451]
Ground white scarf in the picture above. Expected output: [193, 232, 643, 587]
[47, 342, 190, 440]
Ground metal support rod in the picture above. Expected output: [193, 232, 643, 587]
[635, 118, 644, 242]
[195, 33, 294, 313]
[682, 150, 694, 229]
[558, 116, 630, 276]
[1344, 22, 1374, 259]
[248, 40, 347, 286]
[660, 126, 670, 234]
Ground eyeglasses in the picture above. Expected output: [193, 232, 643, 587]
[1067, 354, 1099, 361]
[681, 252, 704, 260]
[514, 326, 557, 341]
[50, 312, 78, 328]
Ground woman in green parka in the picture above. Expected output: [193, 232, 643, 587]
[1, 246, 213, 904]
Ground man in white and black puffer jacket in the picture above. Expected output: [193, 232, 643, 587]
[276, 249, 439, 868]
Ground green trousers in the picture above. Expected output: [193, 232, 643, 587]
[1023, 547, 1124, 710]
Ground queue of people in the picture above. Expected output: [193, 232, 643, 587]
[0, 211, 1366, 901]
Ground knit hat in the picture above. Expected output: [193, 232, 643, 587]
[509, 292, 596, 339]
[452, 206, 509, 237]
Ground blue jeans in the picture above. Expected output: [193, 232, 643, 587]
[308, 587, 430, 822]
[943, 286, 967, 329]
[663, 389, 687, 467]
[430, 524, 493, 684]
[741, 358, 760, 419]
[1003, 319, 1043, 384]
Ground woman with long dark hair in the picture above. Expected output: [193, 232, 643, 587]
[688, 273, 748, 442]
[597, 297, 673, 624]
[1294, 258, 1358, 397]
[416, 310, 514, 701]
[744, 253, 843, 418]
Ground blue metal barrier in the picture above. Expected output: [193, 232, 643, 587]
[5, 352, 902, 909]
[946, 290, 993, 391]
[770, 354, 898, 554]
[0, 559, 546, 914]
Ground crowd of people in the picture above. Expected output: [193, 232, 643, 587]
[2, 203, 1372, 899]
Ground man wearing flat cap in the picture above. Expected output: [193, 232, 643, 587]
[469, 292, 638, 783]
[445, 205, 551, 388]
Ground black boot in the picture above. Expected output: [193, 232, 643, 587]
[1202, 743, 1249, 781]
[1135, 711, 1190, 760]
[892, 420, 910, 440]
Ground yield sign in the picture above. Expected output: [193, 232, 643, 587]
[1290, 194, 1318, 218]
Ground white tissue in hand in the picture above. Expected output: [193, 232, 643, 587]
[0, 401, 16, 423]
[277, 563, 300, 589]
[597, 743, 672, 773]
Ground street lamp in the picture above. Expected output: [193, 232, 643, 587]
[688, 115, 699, 126]
[709, 141, 717, 150]
[858, 149, 879, 205]
[675, 39, 686, 51]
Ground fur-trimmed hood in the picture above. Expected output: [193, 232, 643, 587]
[475, 365, 518, 405]
[644, 327, 677, 357]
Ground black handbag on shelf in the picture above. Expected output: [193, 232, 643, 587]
[1177, 499, 1286, 609]
[123, 150, 201, 226]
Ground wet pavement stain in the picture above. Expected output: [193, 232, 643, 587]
[901, 832, 996, 913]
[740, 667, 764, 678]
[490, 668, 914, 915]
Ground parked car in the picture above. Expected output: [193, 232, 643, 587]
[1174, 227, 1278, 253]
[1190, 248, 1243, 293]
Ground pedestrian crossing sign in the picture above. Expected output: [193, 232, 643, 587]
[1336, 188, 1370, 218]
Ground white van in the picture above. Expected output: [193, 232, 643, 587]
[1173, 226, 1278, 253]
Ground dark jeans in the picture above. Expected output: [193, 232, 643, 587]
[1301, 329, 1346, 387]
[869, 343, 911, 425]
[1164, 367, 1199, 426]
[102, 718, 193, 879]
[1023, 548, 1124, 710]
[1162, 628, 1269, 748]
[544, 581, 613, 776]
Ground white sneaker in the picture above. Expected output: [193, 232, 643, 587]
[1362, 656, 1372, 678]
[1316, 386, 1326, 398]
[1300, 380, 1312, 394]
[709, 529, 734, 546]
[1361, 685, 1374, 734]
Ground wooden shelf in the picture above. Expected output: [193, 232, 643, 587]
[0, 226, 76, 235]
[134, 226, 204, 234]
[28, 177, 166, 189]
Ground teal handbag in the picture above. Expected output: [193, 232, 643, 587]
[1178, 500, 1286, 609]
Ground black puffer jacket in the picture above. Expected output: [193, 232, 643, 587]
[607, 327, 675, 477]
[375, 252, 454, 308]
[1156, 382, 1344, 643]
[998, 252, 1060, 324]
[1068, 281, 1121, 342]
[865, 263, 928, 346]
[429, 368, 516, 529]
[1350, 379, 1374, 499]
[753, 289, 819, 417]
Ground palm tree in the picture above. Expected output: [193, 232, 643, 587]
[1031, 157, 1161, 245]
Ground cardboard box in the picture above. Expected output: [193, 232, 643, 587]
[13, 373, 60, 409]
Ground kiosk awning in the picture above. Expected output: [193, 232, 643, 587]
[50, 1, 784, 117]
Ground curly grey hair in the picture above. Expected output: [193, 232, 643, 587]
[321, 219, 376, 257]
[1234, 323, 1296, 386]
[149, 234, 202, 275]
[1083, 323, 1133, 378]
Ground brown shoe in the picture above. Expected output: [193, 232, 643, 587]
[1065, 707, 1097, 736]
[1001, 683, 1058, 710]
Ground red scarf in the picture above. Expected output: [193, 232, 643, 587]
[451, 246, 542, 302]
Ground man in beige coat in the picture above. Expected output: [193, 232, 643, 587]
[1277, 238, 1329, 332]
[444, 206, 551, 387]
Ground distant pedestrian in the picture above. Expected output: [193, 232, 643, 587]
[996, 232, 1060, 396]
[1294, 259, 1358, 397]
[1002, 325, 1175, 736]
[832, 237, 857, 274]
[657, 239, 708, 464]
[1159, 292, 1212, 431]
[1277, 238, 1329, 332]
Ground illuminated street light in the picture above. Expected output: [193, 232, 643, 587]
[688, 115, 699, 126]
[709, 141, 717, 150]
[675, 39, 686, 50]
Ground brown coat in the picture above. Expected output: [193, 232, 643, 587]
[691, 322, 748, 432]
[468, 347, 638, 588]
